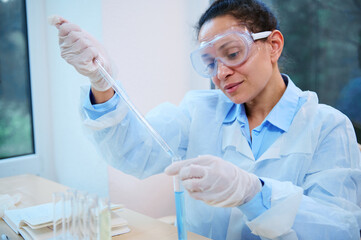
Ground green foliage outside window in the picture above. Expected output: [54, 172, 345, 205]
[0, 0, 34, 159]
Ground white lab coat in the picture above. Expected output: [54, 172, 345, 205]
[81, 82, 361, 240]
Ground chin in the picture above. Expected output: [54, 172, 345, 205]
[221, 87, 245, 103]
[227, 94, 247, 104]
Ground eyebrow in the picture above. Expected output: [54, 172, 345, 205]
[200, 40, 239, 58]
[218, 40, 238, 51]
[202, 40, 236, 58]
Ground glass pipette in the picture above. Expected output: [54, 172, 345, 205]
[95, 59, 187, 240]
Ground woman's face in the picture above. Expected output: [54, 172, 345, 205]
[198, 15, 274, 104]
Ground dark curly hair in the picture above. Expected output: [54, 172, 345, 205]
[196, 0, 279, 38]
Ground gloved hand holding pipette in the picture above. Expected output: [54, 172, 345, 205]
[50, 16, 188, 240]
[49, 15, 114, 92]
[165, 155, 262, 207]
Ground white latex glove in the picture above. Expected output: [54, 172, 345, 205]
[165, 155, 262, 207]
[49, 15, 113, 91]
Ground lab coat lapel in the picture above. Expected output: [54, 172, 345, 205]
[221, 120, 255, 161]
[256, 134, 283, 162]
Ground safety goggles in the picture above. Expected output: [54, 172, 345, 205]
[190, 30, 272, 78]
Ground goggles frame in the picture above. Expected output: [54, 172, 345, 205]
[190, 30, 272, 78]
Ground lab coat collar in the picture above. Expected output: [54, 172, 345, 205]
[257, 90, 318, 161]
[216, 91, 235, 123]
[265, 75, 302, 132]
[224, 104, 240, 124]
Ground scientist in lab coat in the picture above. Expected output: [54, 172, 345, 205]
[52, 0, 361, 239]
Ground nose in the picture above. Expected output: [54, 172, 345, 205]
[216, 61, 233, 80]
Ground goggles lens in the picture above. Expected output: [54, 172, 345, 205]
[190, 31, 271, 78]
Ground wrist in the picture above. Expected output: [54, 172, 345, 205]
[242, 173, 262, 204]
[237, 181, 271, 221]
[90, 87, 115, 104]
[90, 77, 112, 92]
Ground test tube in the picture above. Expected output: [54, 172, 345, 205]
[97, 197, 111, 240]
[76, 191, 87, 239]
[66, 189, 79, 239]
[95, 59, 187, 240]
[53, 190, 111, 240]
[82, 195, 93, 239]
[173, 156, 187, 240]
[52, 192, 66, 240]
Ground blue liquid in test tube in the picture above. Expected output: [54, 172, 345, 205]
[96, 59, 187, 240]
[175, 191, 186, 240]
[173, 155, 187, 240]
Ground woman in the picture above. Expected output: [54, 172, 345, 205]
[53, 0, 361, 239]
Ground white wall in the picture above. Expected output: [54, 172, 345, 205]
[102, 0, 209, 113]
[44, 0, 109, 197]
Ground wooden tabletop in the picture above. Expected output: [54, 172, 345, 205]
[0, 174, 209, 240]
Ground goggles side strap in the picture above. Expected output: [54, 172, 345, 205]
[251, 31, 272, 40]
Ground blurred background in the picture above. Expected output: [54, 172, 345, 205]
[0, 0, 360, 218]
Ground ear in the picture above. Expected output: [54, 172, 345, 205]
[268, 30, 284, 63]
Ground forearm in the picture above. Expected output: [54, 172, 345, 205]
[93, 112, 172, 178]
[81, 89, 190, 178]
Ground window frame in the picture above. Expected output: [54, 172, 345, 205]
[0, 0, 54, 178]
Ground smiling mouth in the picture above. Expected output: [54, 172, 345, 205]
[224, 81, 243, 93]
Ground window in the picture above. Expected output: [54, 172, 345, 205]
[265, 0, 361, 142]
[0, 0, 34, 159]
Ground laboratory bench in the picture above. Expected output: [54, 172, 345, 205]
[0, 174, 209, 240]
